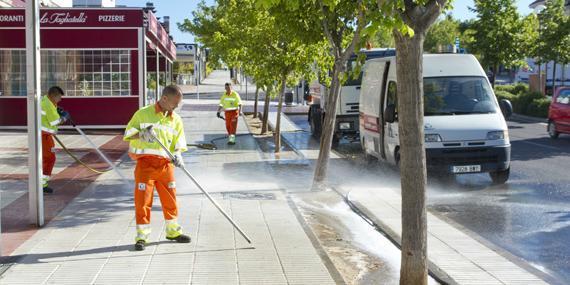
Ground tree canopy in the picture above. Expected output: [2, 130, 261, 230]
[469, 0, 536, 74]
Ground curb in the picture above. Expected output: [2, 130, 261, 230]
[343, 192, 457, 285]
[265, 114, 307, 161]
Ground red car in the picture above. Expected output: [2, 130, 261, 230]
[548, 87, 570, 139]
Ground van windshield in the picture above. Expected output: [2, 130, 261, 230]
[423, 76, 498, 116]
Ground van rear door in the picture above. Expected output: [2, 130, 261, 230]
[383, 80, 399, 163]
[378, 61, 390, 159]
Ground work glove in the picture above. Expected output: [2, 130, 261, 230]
[171, 153, 184, 168]
[138, 128, 155, 143]
[57, 108, 70, 123]
[216, 111, 222, 119]
[60, 111, 70, 123]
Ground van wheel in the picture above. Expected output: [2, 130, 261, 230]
[548, 121, 559, 139]
[490, 168, 510, 185]
[332, 135, 340, 148]
[310, 106, 322, 139]
[364, 151, 376, 165]
[394, 148, 401, 169]
[361, 138, 375, 164]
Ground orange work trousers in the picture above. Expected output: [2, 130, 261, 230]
[134, 156, 178, 225]
[225, 110, 239, 135]
[42, 133, 56, 177]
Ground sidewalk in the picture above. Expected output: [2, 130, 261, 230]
[0, 130, 127, 256]
[0, 104, 338, 284]
[179, 70, 310, 115]
[179, 70, 256, 96]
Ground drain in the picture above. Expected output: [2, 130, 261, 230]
[223, 192, 276, 200]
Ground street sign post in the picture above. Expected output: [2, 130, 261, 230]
[26, 0, 44, 226]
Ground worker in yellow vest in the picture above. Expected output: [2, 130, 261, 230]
[124, 85, 190, 251]
[41, 86, 70, 194]
[216, 82, 242, 145]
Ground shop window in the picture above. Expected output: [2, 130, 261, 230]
[0, 49, 131, 97]
[0, 50, 27, 96]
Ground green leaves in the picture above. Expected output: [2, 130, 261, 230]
[424, 15, 460, 53]
[470, 0, 534, 69]
[536, 0, 570, 65]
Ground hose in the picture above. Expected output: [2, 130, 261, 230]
[53, 134, 112, 174]
[187, 143, 217, 150]
[186, 113, 248, 150]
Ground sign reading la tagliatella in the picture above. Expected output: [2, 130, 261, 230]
[0, 9, 143, 28]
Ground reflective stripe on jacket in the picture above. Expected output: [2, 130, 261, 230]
[124, 103, 187, 160]
[40, 96, 61, 134]
[219, 91, 242, 111]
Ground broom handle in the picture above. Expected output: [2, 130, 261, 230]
[145, 126, 252, 244]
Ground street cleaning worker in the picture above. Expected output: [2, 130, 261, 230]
[41, 86, 70, 194]
[123, 85, 191, 251]
[216, 82, 242, 145]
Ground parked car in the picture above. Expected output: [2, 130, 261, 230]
[548, 87, 570, 139]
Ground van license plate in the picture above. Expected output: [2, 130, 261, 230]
[452, 165, 481, 173]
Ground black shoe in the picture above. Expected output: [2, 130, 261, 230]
[166, 234, 191, 243]
[43, 187, 53, 194]
[134, 240, 146, 251]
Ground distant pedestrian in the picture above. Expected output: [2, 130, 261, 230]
[217, 82, 242, 145]
[41, 86, 70, 194]
[123, 85, 191, 251]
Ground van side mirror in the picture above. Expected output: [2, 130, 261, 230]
[384, 104, 397, 123]
[499, 99, 513, 119]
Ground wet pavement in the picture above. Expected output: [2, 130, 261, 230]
[287, 113, 570, 284]
[0, 70, 408, 284]
[2, 69, 559, 284]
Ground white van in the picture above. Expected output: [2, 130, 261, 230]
[359, 54, 512, 184]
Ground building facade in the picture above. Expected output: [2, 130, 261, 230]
[0, 7, 176, 128]
[175, 43, 207, 85]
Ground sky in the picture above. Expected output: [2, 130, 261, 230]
[117, 0, 535, 44]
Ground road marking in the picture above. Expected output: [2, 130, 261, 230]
[513, 138, 561, 151]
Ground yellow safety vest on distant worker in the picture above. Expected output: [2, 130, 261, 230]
[219, 91, 242, 111]
[40, 96, 62, 134]
[124, 103, 187, 159]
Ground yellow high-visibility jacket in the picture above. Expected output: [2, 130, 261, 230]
[219, 91, 242, 111]
[40, 96, 62, 134]
[124, 103, 187, 160]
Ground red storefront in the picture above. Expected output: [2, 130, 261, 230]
[0, 8, 176, 128]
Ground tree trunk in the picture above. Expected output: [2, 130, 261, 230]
[261, 85, 272, 134]
[545, 62, 549, 94]
[492, 64, 499, 88]
[253, 86, 260, 118]
[562, 64, 566, 87]
[394, 31, 428, 285]
[313, 61, 342, 187]
[538, 62, 543, 95]
[553, 62, 557, 92]
[275, 73, 287, 153]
